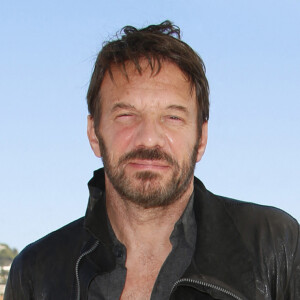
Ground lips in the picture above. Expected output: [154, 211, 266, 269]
[127, 160, 170, 170]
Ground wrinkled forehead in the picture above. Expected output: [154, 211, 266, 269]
[102, 59, 193, 94]
[100, 60, 195, 100]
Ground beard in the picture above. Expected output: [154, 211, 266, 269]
[97, 134, 198, 209]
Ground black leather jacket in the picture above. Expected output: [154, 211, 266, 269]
[5, 169, 300, 299]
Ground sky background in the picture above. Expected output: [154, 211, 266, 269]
[1, 0, 299, 251]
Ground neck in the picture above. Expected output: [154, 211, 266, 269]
[105, 175, 194, 253]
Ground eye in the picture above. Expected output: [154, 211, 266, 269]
[115, 113, 137, 124]
[168, 115, 182, 121]
[163, 115, 185, 126]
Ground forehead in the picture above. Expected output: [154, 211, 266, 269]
[100, 60, 196, 105]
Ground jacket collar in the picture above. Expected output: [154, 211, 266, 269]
[84, 168, 113, 247]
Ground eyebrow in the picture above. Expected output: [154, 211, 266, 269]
[111, 103, 136, 112]
[166, 105, 188, 114]
[111, 103, 188, 114]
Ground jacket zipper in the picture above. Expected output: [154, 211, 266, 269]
[75, 240, 100, 300]
[170, 278, 243, 300]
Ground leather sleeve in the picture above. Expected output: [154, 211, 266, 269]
[286, 224, 300, 299]
[4, 249, 34, 300]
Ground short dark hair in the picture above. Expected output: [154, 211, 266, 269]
[87, 20, 209, 134]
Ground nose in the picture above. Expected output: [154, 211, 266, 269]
[133, 117, 166, 149]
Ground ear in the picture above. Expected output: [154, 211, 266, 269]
[87, 115, 101, 158]
[196, 121, 208, 162]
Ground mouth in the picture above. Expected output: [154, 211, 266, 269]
[126, 160, 170, 171]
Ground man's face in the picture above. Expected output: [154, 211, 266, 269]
[88, 61, 207, 208]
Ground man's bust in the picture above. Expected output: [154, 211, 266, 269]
[5, 21, 300, 300]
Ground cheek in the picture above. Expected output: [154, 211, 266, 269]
[165, 129, 198, 158]
[104, 125, 135, 153]
[165, 122, 198, 146]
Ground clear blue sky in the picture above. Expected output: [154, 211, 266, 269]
[1, 0, 299, 251]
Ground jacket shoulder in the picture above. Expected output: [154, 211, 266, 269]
[217, 194, 299, 237]
[194, 176, 298, 233]
[18, 217, 86, 261]
[194, 176, 299, 236]
[5, 217, 87, 299]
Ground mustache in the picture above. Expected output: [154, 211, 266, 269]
[119, 148, 177, 166]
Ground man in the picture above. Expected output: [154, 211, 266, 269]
[5, 21, 300, 300]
